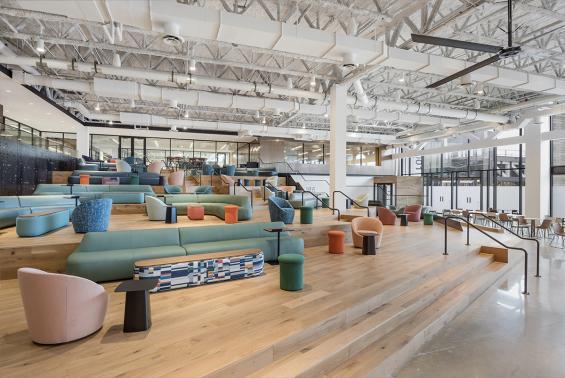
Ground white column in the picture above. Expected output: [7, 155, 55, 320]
[75, 126, 90, 158]
[524, 116, 550, 218]
[329, 84, 347, 210]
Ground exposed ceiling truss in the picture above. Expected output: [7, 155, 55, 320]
[0, 0, 563, 145]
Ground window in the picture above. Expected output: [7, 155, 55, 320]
[91, 135, 119, 160]
[171, 139, 194, 159]
[146, 138, 171, 163]
[194, 140, 215, 163]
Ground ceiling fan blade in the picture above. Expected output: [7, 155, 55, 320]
[426, 55, 501, 89]
[411, 34, 503, 54]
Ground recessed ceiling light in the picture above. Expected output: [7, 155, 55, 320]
[5, 89, 11, 93]
[29, 102, 34, 105]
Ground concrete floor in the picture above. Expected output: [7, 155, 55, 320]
[397, 238, 565, 378]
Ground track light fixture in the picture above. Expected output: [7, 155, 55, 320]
[35, 39, 45, 54]
[129, 99, 135, 108]
[183, 110, 189, 118]
[189, 59, 196, 72]
[474, 82, 485, 95]
[94, 102, 100, 111]
[310, 75, 316, 87]
[286, 77, 293, 89]
[398, 73, 405, 83]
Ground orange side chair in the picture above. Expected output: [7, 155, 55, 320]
[352, 217, 384, 249]
[224, 205, 239, 224]
[328, 230, 345, 254]
[377, 207, 397, 225]
[79, 174, 90, 185]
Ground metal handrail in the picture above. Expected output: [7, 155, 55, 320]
[258, 158, 331, 187]
[473, 213, 540, 278]
[300, 190, 340, 220]
[234, 180, 254, 207]
[332, 190, 370, 217]
[444, 215, 529, 295]
[263, 181, 285, 201]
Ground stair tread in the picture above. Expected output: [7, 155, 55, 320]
[250, 254, 495, 378]
[325, 261, 510, 378]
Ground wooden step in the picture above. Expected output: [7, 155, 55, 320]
[202, 246, 485, 378]
[325, 260, 516, 378]
[249, 254, 494, 378]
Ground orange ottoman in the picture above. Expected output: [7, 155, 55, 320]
[224, 205, 239, 224]
[328, 230, 345, 254]
[187, 205, 205, 220]
[79, 174, 90, 185]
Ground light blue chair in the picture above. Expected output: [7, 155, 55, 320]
[71, 199, 113, 233]
[202, 164, 214, 176]
[194, 185, 213, 194]
[221, 165, 236, 176]
[164, 185, 183, 194]
[268, 196, 295, 224]
[145, 196, 167, 221]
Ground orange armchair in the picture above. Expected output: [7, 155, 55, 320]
[404, 204, 423, 222]
[352, 217, 383, 249]
[377, 207, 396, 225]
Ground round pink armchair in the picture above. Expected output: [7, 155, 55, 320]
[167, 170, 185, 187]
[352, 217, 384, 249]
[404, 204, 423, 222]
[377, 207, 397, 225]
[17, 268, 108, 344]
[147, 161, 165, 174]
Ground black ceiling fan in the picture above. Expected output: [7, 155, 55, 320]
[411, 0, 521, 89]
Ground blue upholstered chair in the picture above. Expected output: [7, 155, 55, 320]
[71, 199, 113, 233]
[268, 197, 295, 224]
[194, 185, 213, 194]
[221, 165, 236, 176]
[164, 185, 183, 194]
[202, 164, 215, 176]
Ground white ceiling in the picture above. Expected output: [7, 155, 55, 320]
[0, 70, 80, 132]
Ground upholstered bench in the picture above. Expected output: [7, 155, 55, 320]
[134, 249, 264, 292]
[16, 209, 70, 237]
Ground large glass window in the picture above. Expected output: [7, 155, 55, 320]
[146, 138, 171, 163]
[249, 143, 260, 165]
[347, 144, 362, 166]
[91, 135, 120, 160]
[284, 141, 303, 163]
[551, 115, 565, 217]
[194, 140, 215, 163]
[217, 142, 237, 166]
[304, 143, 324, 164]
[171, 139, 194, 159]
[237, 143, 249, 167]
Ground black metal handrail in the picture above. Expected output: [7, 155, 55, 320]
[300, 190, 340, 220]
[332, 190, 370, 217]
[258, 158, 331, 187]
[444, 215, 529, 295]
[263, 181, 285, 201]
[234, 181, 254, 207]
[473, 213, 540, 278]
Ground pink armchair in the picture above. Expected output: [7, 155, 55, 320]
[18, 268, 108, 344]
[167, 170, 185, 187]
[352, 217, 384, 249]
[377, 207, 397, 225]
[404, 204, 423, 222]
[147, 161, 165, 174]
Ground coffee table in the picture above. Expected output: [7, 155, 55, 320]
[359, 231, 379, 255]
[165, 205, 177, 224]
[115, 278, 159, 333]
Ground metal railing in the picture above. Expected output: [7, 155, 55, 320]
[473, 213, 540, 278]
[300, 190, 340, 220]
[332, 190, 370, 217]
[258, 158, 331, 188]
[443, 215, 529, 295]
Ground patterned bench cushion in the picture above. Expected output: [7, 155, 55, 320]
[135, 251, 264, 292]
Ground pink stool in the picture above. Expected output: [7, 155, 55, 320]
[187, 205, 205, 220]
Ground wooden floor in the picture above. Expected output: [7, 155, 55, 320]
[0, 205, 350, 279]
[0, 224, 519, 377]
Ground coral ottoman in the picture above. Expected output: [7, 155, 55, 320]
[224, 205, 239, 224]
[79, 174, 90, 185]
[187, 205, 205, 220]
[328, 230, 345, 254]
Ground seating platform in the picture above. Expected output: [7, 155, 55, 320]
[0, 223, 519, 377]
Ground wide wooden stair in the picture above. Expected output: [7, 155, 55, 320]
[203, 246, 516, 378]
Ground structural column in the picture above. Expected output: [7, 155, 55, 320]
[329, 84, 347, 210]
[524, 116, 550, 219]
[75, 125, 90, 158]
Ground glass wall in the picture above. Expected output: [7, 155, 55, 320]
[90, 133, 259, 167]
[1, 117, 76, 155]
[421, 136, 525, 213]
[278, 140, 378, 166]
[551, 115, 565, 217]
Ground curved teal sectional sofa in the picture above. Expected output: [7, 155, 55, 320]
[0, 195, 77, 229]
[16, 209, 70, 237]
[164, 194, 252, 220]
[33, 184, 154, 204]
[67, 221, 304, 282]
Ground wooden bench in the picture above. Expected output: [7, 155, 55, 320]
[134, 249, 264, 292]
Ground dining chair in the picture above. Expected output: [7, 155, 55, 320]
[550, 223, 565, 248]
[536, 219, 553, 239]
[514, 216, 531, 237]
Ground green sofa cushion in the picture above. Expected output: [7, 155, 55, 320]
[0, 207, 31, 228]
[109, 185, 154, 194]
[179, 221, 285, 244]
[33, 184, 71, 195]
[19, 195, 76, 208]
[99, 192, 145, 204]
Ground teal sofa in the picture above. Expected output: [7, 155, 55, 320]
[66, 221, 304, 282]
[164, 194, 252, 220]
[33, 184, 155, 204]
[0, 195, 77, 229]
[67, 228, 186, 282]
[16, 209, 70, 237]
